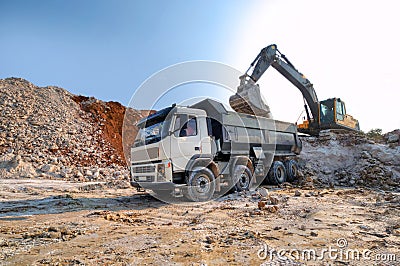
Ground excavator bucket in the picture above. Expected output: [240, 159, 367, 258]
[229, 76, 272, 118]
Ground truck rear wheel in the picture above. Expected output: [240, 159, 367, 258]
[233, 165, 252, 191]
[268, 161, 287, 185]
[285, 159, 298, 182]
[186, 167, 215, 202]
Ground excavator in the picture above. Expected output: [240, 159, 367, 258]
[229, 44, 360, 136]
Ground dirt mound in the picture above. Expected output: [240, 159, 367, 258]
[71, 95, 152, 164]
[0, 77, 147, 181]
[299, 130, 400, 191]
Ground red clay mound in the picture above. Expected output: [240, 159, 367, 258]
[72, 95, 154, 166]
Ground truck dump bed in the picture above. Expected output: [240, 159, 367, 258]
[190, 99, 302, 157]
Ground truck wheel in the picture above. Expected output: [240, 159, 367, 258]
[268, 161, 287, 185]
[233, 165, 252, 191]
[186, 167, 215, 202]
[285, 159, 298, 182]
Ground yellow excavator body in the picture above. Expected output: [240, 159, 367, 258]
[296, 98, 360, 135]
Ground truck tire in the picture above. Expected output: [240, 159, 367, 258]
[268, 161, 287, 185]
[233, 165, 252, 192]
[186, 167, 215, 202]
[284, 159, 298, 182]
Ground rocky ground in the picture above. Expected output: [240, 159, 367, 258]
[0, 180, 399, 265]
[299, 130, 400, 191]
[0, 78, 399, 265]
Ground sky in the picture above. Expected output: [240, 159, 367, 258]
[1, 0, 399, 133]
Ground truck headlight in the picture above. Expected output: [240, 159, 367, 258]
[157, 164, 165, 181]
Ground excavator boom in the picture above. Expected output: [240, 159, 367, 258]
[230, 44, 319, 122]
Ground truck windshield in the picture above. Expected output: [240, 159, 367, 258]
[134, 106, 173, 147]
[135, 121, 165, 146]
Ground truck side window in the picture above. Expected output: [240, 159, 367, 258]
[179, 117, 197, 137]
[173, 115, 182, 133]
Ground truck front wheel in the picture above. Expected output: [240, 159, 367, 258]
[268, 161, 287, 185]
[186, 167, 215, 202]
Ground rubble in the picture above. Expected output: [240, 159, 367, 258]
[384, 129, 400, 144]
[0, 177, 399, 264]
[299, 130, 400, 191]
[0, 78, 147, 181]
[257, 194, 282, 213]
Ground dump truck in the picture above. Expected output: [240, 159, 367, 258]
[229, 44, 360, 136]
[130, 98, 302, 202]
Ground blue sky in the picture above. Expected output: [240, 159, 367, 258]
[1, 0, 399, 132]
[0, 0, 243, 101]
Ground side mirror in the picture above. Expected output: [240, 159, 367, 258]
[169, 127, 181, 136]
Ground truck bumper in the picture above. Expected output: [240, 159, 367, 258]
[130, 180, 180, 191]
[130, 160, 177, 191]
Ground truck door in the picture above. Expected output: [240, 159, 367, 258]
[170, 114, 202, 171]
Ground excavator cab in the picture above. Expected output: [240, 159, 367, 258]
[319, 98, 360, 131]
[298, 98, 359, 135]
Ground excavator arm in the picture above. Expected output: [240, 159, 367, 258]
[230, 44, 319, 124]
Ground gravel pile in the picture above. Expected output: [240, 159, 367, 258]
[299, 130, 400, 191]
[0, 78, 145, 181]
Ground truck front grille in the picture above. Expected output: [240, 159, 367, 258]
[132, 165, 156, 173]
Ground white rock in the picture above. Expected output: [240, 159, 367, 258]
[258, 187, 268, 197]
[387, 133, 399, 143]
[40, 164, 55, 173]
